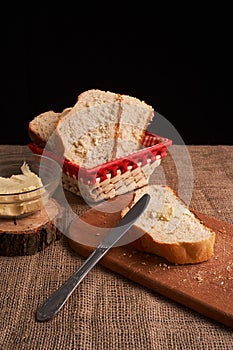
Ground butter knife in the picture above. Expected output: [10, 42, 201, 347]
[36, 193, 150, 321]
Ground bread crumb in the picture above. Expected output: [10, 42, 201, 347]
[226, 265, 231, 272]
[158, 263, 170, 270]
[194, 275, 203, 282]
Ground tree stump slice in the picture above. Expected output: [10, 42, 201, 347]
[0, 199, 63, 256]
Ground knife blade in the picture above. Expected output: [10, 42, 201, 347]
[36, 193, 150, 321]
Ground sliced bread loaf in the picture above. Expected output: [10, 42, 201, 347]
[121, 185, 216, 264]
[55, 89, 154, 167]
[28, 89, 154, 167]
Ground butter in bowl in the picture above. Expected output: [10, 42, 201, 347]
[0, 152, 62, 218]
[0, 151, 64, 256]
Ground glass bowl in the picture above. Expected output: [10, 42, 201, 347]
[0, 151, 62, 218]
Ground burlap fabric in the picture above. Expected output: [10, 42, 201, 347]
[0, 145, 232, 350]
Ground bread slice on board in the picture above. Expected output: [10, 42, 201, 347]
[121, 185, 216, 264]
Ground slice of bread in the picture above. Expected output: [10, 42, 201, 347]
[115, 94, 154, 159]
[55, 89, 121, 167]
[55, 89, 154, 167]
[121, 185, 216, 264]
[28, 107, 72, 148]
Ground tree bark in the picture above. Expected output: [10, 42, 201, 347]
[0, 199, 63, 256]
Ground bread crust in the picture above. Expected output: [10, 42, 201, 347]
[131, 218, 215, 264]
[28, 126, 46, 148]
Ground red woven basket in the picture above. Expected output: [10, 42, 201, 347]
[28, 131, 172, 202]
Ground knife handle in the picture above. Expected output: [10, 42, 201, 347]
[36, 246, 106, 322]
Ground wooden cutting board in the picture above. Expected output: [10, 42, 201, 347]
[67, 196, 233, 329]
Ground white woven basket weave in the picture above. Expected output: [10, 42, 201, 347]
[62, 156, 162, 202]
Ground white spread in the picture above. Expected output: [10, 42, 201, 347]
[0, 162, 46, 217]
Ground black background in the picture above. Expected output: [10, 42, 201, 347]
[3, 10, 232, 145]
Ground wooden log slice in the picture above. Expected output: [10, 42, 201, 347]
[0, 199, 63, 256]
